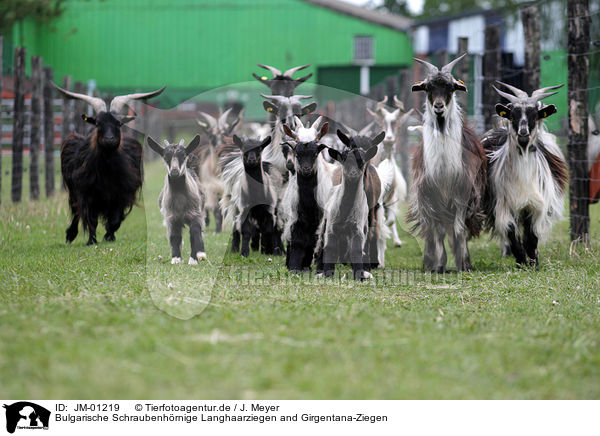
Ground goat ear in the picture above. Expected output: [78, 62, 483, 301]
[260, 136, 272, 149]
[328, 148, 343, 162]
[185, 135, 201, 154]
[336, 129, 351, 146]
[302, 102, 317, 115]
[283, 124, 296, 139]
[412, 81, 426, 92]
[495, 104, 511, 119]
[318, 143, 327, 153]
[233, 135, 244, 149]
[253, 73, 272, 87]
[146, 136, 164, 156]
[263, 101, 278, 115]
[454, 79, 467, 92]
[538, 104, 557, 119]
[317, 122, 329, 140]
[82, 114, 96, 125]
[119, 116, 135, 125]
[365, 145, 379, 162]
[371, 131, 386, 146]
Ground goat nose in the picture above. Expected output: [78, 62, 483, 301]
[434, 102, 444, 109]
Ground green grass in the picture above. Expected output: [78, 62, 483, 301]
[0, 156, 599, 399]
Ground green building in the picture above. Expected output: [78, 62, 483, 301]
[7, 0, 413, 108]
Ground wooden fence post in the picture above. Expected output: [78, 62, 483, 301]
[0, 35, 3, 203]
[11, 47, 25, 203]
[61, 75, 72, 139]
[521, 5, 541, 94]
[567, 0, 590, 242]
[457, 37, 470, 113]
[44, 67, 55, 197]
[73, 81, 86, 134]
[483, 24, 501, 131]
[29, 56, 42, 200]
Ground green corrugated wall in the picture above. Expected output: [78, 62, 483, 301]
[15, 0, 412, 106]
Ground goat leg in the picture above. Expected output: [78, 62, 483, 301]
[214, 206, 223, 233]
[451, 231, 471, 272]
[506, 223, 527, 266]
[167, 221, 183, 263]
[85, 213, 98, 246]
[522, 213, 539, 268]
[189, 220, 206, 264]
[350, 235, 366, 280]
[104, 209, 124, 242]
[251, 226, 260, 251]
[240, 217, 253, 257]
[231, 229, 240, 253]
[66, 213, 80, 243]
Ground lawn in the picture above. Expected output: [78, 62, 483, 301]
[0, 154, 599, 399]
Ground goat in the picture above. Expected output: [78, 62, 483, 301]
[53, 84, 165, 245]
[315, 130, 384, 280]
[407, 54, 486, 273]
[220, 135, 277, 257]
[482, 82, 567, 266]
[280, 116, 331, 272]
[196, 108, 243, 232]
[147, 135, 207, 265]
[253, 63, 312, 97]
[367, 96, 412, 247]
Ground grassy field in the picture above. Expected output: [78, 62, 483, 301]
[0, 154, 599, 399]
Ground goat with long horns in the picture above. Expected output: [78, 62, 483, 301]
[53, 83, 165, 245]
[407, 54, 487, 273]
[482, 81, 567, 267]
[253, 63, 313, 97]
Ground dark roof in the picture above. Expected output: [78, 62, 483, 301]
[414, 8, 503, 27]
[303, 0, 412, 31]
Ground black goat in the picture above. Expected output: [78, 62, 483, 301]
[253, 63, 312, 97]
[54, 84, 165, 245]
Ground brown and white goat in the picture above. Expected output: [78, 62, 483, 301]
[482, 82, 567, 267]
[53, 84, 165, 245]
[407, 54, 486, 272]
[195, 108, 243, 232]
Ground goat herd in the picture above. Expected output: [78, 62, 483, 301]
[52, 55, 569, 280]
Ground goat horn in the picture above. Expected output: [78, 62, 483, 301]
[199, 111, 218, 128]
[51, 82, 107, 114]
[531, 84, 564, 101]
[218, 107, 233, 126]
[359, 121, 375, 136]
[393, 95, 405, 112]
[311, 115, 324, 130]
[413, 57, 438, 75]
[109, 86, 166, 114]
[291, 94, 313, 100]
[283, 64, 310, 78]
[375, 96, 388, 112]
[257, 63, 282, 78]
[529, 90, 561, 104]
[492, 85, 521, 104]
[293, 115, 305, 130]
[441, 53, 467, 73]
[495, 81, 528, 98]
[261, 94, 287, 103]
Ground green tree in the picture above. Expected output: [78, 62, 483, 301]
[0, 0, 65, 43]
[375, 0, 413, 17]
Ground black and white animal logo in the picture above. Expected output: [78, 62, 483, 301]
[3, 402, 50, 433]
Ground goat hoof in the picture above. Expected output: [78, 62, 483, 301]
[104, 233, 115, 242]
[197, 252, 208, 261]
[171, 257, 182, 264]
[393, 240, 403, 247]
[241, 251, 249, 257]
[86, 239, 97, 246]
[188, 257, 198, 265]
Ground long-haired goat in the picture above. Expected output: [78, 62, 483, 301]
[482, 82, 567, 266]
[407, 54, 486, 272]
[280, 117, 331, 272]
[315, 131, 384, 280]
[220, 135, 277, 257]
[367, 96, 411, 247]
[253, 63, 312, 97]
[196, 108, 243, 232]
[53, 84, 165, 245]
[147, 135, 207, 265]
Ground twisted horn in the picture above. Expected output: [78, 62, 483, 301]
[413, 57, 438, 75]
[441, 53, 467, 74]
[257, 63, 282, 78]
[492, 85, 521, 104]
[198, 111, 217, 129]
[109, 86, 166, 114]
[51, 83, 107, 114]
[495, 81, 528, 98]
[393, 95, 405, 112]
[283, 64, 310, 78]
[375, 96, 388, 112]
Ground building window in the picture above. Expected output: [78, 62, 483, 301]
[354, 36, 374, 64]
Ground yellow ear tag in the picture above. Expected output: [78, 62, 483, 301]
[266, 107, 273, 112]
[458, 79, 465, 84]
[499, 111, 507, 117]
[83, 115, 88, 121]
[261, 76, 268, 81]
